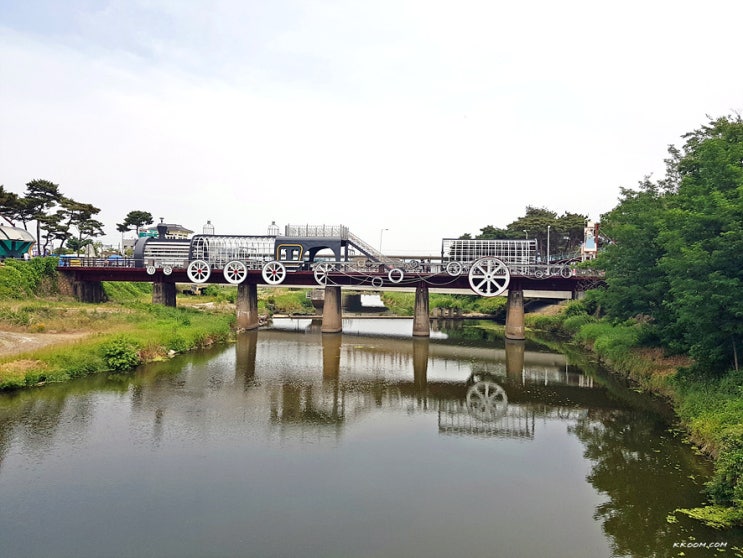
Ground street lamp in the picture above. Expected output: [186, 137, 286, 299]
[523, 230, 528, 239]
[546, 225, 551, 275]
[379, 228, 389, 253]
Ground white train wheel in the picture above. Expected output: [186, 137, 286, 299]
[262, 261, 286, 285]
[468, 257, 510, 297]
[313, 263, 334, 286]
[146, 265, 156, 275]
[224, 260, 248, 284]
[162, 265, 173, 276]
[187, 260, 211, 283]
[388, 268, 404, 283]
[446, 261, 463, 276]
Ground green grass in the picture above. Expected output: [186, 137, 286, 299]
[0, 303, 235, 390]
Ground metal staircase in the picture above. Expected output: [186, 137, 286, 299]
[346, 230, 404, 266]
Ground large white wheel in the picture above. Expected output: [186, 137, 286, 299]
[146, 265, 156, 275]
[466, 380, 508, 421]
[223, 260, 248, 284]
[262, 261, 286, 285]
[187, 260, 211, 283]
[313, 263, 334, 286]
[388, 268, 404, 283]
[468, 257, 510, 297]
[446, 261, 463, 276]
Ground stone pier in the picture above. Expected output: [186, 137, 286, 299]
[412, 284, 431, 337]
[152, 281, 177, 307]
[504, 287, 525, 340]
[72, 280, 106, 303]
[236, 283, 260, 331]
[321, 286, 343, 333]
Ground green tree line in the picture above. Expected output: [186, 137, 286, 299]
[591, 114, 743, 375]
[461, 206, 589, 262]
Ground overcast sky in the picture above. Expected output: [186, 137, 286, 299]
[1, 0, 742, 255]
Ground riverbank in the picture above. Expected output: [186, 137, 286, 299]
[0, 298, 235, 390]
[525, 301, 743, 529]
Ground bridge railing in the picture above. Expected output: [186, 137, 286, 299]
[58, 257, 137, 268]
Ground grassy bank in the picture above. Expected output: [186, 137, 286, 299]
[0, 258, 236, 389]
[0, 299, 235, 390]
[526, 302, 743, 528]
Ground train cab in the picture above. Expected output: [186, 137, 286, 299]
[275, 243, 310, 270]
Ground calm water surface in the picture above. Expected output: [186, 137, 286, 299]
[1, 318, 741, 558]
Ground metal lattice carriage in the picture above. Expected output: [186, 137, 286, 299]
[189, 235, 276, 268]
[441, 239, 537, 275]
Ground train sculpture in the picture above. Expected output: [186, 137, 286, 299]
[119, 223, 573, 297]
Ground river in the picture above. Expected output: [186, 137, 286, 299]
[0, 318, 741, 557]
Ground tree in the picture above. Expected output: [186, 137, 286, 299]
[593, 114, 743, 373]
[59, 199, 105, 256]
[0, 185, 34, 228]
[591, 178, 670, 321]
[656, 115, 743, 371]
[25, 179, 63, 251]
[117, 210, 153, 236]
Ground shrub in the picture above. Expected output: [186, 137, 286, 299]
[101, 336, 142, 371]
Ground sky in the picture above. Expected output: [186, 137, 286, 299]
[1, 0, 742, 256]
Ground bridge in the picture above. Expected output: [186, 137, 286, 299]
[57, 223, 605, 340]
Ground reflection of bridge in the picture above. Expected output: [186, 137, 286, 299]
[225, 329, 621, 442]
[57, 223, 605, 340]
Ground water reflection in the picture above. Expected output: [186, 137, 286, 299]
[1, 322, 741, 558]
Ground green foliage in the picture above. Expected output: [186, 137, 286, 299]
[102, 281, 152, 302]
[707, 433, 743, 507]
[675, 504, 743, 530]
[380, 292, 414, 316]
[101, 336, 142, 371]
[202, 285, 237, 303]
[0, 257, 58, 298]
[593, 114, 743, 374]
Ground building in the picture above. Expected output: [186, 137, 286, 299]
[0, 225, 35, 259]
[139, 220, 194, 240]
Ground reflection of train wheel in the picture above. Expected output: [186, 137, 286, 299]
[262, 261, 286, 285]
[466, 380, 508, 422]
[446, 261, 463, 276]
[187, 260, 211, 283]
[468, 257, 510, 297]
[313, 263, 333, 286]
[388, 268, 404, 283]
[162, 266, 173, 276]
[371, 276, 383, 288]
[223, 260, 247, 284]
[146, 265, 156, 275]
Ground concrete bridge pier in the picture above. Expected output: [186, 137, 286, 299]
[152, 281, 177, 307]
[412, 284, 430, 337]
[236, 283, 260, 331]
[504, 287, 525, 340]
[73, 280, 106, 303]
[321, 286, 343, 333]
